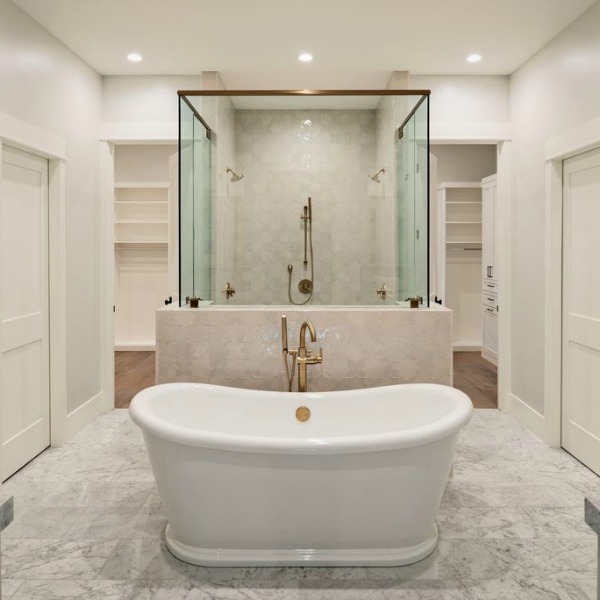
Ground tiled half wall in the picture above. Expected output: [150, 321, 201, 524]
[156, 306, 452, 391]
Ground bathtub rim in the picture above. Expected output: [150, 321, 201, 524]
[130, 382, 472, 455]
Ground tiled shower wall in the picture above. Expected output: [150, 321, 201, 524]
[222, 109, 392, 306]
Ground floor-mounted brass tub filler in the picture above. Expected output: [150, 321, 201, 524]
[281, 315, 323, 392]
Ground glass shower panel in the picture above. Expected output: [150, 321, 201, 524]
[179, 98, 194, 306]
[394, 95, 429, 308]
[179, 91, 429, 307]
[395, 114, 416, 304]
[192, 117, 212, 302]
[178, 97, 212, 306]
[413, 96, 429, 307]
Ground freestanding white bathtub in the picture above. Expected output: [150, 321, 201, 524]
[130, 382, 472, 567]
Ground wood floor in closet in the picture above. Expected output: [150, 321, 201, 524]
[114, 351, 498, 409]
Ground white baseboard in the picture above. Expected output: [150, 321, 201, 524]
[115, 344, 156, 351]
[453, 344, 482, 352]
[481, 349, 497, 366]
[507, 393, 547, 443]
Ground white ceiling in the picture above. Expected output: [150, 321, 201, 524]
[11, 0, 598, 88]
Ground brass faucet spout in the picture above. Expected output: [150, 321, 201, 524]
[299, 320, 316, 348]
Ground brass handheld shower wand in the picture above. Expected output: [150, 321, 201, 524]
[300, 197, 312, 265]
[288, 197, 314, 305]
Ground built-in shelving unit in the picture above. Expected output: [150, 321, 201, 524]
[436, 182, 483, 350]
[443, 185, 483, 250]
[114, 184, 169, 246]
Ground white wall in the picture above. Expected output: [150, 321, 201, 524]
[509, 1, 600, 416]
[0, 0, 103, 415]
[431, 145, 497, 182]
[411, 75, 510, 142]
[102, 76, 200, 124]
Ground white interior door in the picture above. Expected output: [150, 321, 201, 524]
[562, 146, 600, 475]
[0, 145, 50, 481]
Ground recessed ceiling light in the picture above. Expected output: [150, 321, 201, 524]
[467, 53, 482, 63]
[127, 52, 143, 63]
[298, 53, 313, 63]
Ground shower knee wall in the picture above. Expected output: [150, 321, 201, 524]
[156, 306, 452, 390]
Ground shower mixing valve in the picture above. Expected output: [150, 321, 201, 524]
[377, 283, 389, 301]
[224, 282, 236, 299]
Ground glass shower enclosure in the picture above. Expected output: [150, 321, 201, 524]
[179, 90, 429, 307]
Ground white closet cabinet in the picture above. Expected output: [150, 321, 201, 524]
[113, 146, 178, 350]
[481, 174, 499, 365]
[436, 183, 483, 350]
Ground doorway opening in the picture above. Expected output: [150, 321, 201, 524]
[430, 143, 499, 408]
[112, 144, 177, 408]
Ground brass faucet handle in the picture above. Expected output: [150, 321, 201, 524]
[303, 347, 323, 364]
[376, 283, 389, 300]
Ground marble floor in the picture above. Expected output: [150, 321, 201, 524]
[1, 408, 599, 599]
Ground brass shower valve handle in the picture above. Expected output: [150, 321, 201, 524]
[377, 283, 389, 301]
[224, 282, 235, 299]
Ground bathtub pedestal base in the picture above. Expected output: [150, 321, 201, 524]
[165, 524, 438, 567]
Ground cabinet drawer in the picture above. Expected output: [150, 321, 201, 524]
[483, 280, 499, 293]
[484, 304, 498, 316]
[483, 291, 498, 310]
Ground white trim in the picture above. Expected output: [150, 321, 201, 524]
[430, 121, 511, 144]
[0, 109, 66, 160]
[453, 344, 482, 351]
[100, 121, 178, 144]
[507, 393, 547, 443]
[481, 349, 497, 366]
[545, 160, 563, 448]
[496, 141, 511, 414]
[115, 344, 156, 352]
[99, 143, 115, 413]
[48, 160, 69, 445]
[62, 392, 105, 442]
[546, 115, 600, 161]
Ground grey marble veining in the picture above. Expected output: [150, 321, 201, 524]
[585, 497, 600, 536]
[0, 496, 13, 532]
[0, 407, 599, 599]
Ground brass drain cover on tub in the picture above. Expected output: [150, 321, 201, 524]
[296, 406, 311, 422]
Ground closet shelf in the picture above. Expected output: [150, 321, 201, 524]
[114, 182, 169, 189]
[114, 241, 168, 249]
[115, 220, 168, 225]
[114, 200, 168, 205]
[446, 221, 482, 225]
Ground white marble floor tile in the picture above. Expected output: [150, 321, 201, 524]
[0, 578, 24, 598]
[1, 538, 119, 580]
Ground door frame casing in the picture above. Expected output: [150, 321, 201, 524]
[0, 110, 68, 473]
[431, 135, 511, 414]
[99, 124, 178, 411]
[544, 116, 600, 447]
